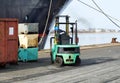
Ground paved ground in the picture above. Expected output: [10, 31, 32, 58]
[0, 44, 120, 83]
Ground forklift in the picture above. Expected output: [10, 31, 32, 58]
[50, 15, 81, 66]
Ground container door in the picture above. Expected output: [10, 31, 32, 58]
[0, 21, 6, 63]
[6, 21, 18, 63]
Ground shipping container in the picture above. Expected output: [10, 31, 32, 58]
[0, 18, 18, 67]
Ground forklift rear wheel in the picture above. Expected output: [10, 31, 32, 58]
[55, 57, 63, 67]
[50, 52, 54, 64]
[0, 64, 6, 68]
[75, 56, 81, 66]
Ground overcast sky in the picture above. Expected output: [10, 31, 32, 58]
[58, 0, 120, 30]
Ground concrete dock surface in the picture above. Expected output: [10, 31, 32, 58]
[0, 43, 120, 83]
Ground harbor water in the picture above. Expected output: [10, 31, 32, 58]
[44, 32, 120, 49]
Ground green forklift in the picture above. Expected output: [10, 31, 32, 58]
[50, 15, 81, 66]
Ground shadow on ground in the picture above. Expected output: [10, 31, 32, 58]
[80, 57, 117, 66]
[0, 57, 51, 72]
[0, 56, 118, 73]
[0, 56, 118, 83]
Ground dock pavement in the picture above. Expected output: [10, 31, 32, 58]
[0, 43, 120, 83]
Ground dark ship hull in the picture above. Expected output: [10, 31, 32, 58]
[0, 0, 68, 49]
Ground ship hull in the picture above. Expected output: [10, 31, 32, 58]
[0, 0, 67, 33]
[0, 0, 68, 49]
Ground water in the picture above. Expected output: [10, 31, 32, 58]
[78, 33, 120, 45]
[44, 33, 120, 49]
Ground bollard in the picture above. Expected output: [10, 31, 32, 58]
[111, 38, 118, 43]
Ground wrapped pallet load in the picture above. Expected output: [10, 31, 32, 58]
[18, 34, 38, 48]
[18, 23, 38, 62]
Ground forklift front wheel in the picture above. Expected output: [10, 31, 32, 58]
[75, 56, 81, 66]
[55, 57, 63, 67]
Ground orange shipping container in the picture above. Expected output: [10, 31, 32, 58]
[0, 18, 18, 67]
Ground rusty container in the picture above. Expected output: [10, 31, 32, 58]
[0, 18, 18, 67]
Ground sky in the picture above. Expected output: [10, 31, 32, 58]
[56, 0, 120, 30]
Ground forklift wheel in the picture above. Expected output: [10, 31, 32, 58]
[50, 52, 54, 64]
[55, 57, 63, 67]
[75, 57, 81, 66]
[0, 64, 6, 68]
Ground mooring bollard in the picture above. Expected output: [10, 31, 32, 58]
[111, 38, 118, 43]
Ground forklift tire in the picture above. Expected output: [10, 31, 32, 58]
[55, 57, 63, 67]
[51, 56, 54, 64]
[50, 52, 54, 64]
[0, 64, 6, 68]
[75, 56, 81, 66]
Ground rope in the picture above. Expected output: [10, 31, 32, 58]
[91, 0, 120, 29]
[77, 0, 120, 23]
[38, 0, 53, 45]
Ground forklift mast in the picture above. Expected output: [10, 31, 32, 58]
[50, 15, 78, 49]
[54, 15, 78, 45]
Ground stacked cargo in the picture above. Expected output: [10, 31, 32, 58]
[18, 23, 38, 62]
[0, 19, 18, 67]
